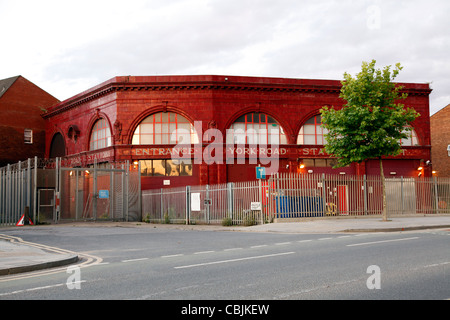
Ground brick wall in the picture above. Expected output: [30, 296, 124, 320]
[0, 76, 59, 166]
[431, 105, 450, 177]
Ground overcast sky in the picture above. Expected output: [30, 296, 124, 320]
[1, 0, 449, 115]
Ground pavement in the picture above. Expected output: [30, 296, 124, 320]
[0, 234, 79, 276]
[1, 215, 449, 276]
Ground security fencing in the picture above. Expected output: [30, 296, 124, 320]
[0, 158, 35, 226]
[270, 173, 450, 218]
[55, 159, 141, 222]
[1, 157, 141, 227]
[0, 157, 56, 226]
[3, 158, 450, 227]
[142, 173, 450, 225]
[142, 181, 265, 225]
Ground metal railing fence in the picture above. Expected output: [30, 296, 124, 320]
[3, 157, 450, 227]
[142, 180, 265, 225]
[142, 173, 450, 225]
[267, 173, 450, 218]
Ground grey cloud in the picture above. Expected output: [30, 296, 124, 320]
[42, 0, 450, 114]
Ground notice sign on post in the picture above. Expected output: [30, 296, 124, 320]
[251, 202, 262, 211]
[256, 166, 266, 179]
[98, 190, 109, 199]
[191, 193, 201, 211]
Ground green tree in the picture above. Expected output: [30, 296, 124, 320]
[320, 60, 419, 221]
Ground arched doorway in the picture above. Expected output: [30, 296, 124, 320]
[49, 132, 66, 158]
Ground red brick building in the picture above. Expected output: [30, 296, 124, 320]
[0, 76, 60, 167]
[42, 75, 432, 190]
[431, 104, 450, 177]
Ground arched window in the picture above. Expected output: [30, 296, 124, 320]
[297, 115, 420, 147]
[89, 118, 112, 150]
[131, 112, 198, 145]
[400, 127, 419, 146]
[226, 113, 287, 145]
[297, 115, 328, 145]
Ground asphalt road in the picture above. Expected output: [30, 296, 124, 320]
[0, 225, 449, 302]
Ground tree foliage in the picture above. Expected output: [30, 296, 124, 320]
[320, 60, 420, 168]
[320, 60, 420, 221]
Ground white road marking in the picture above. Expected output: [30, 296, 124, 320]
[121, 258, 149, 263]
[346, 237, 419, 247]
[424, 261, 450, 268]
[194, 251, 215, 255]
[161, 254, 184, 258]
[174, 251, 295, 269]
[0, 281, 87, 297]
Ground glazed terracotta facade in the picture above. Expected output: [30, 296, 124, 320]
[42, 75, 432, 189]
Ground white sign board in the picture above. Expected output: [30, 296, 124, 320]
[251, 202, 262, 211]
[191, 193, 201, 211]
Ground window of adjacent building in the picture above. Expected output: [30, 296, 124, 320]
[132, 112, 198, 145]
[89, 118, 112, 151]
[226, 113, 287, 145]
[297, 115, 328, 145]
[139, 159, 192, 177]
[24, 129, 33, 144]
